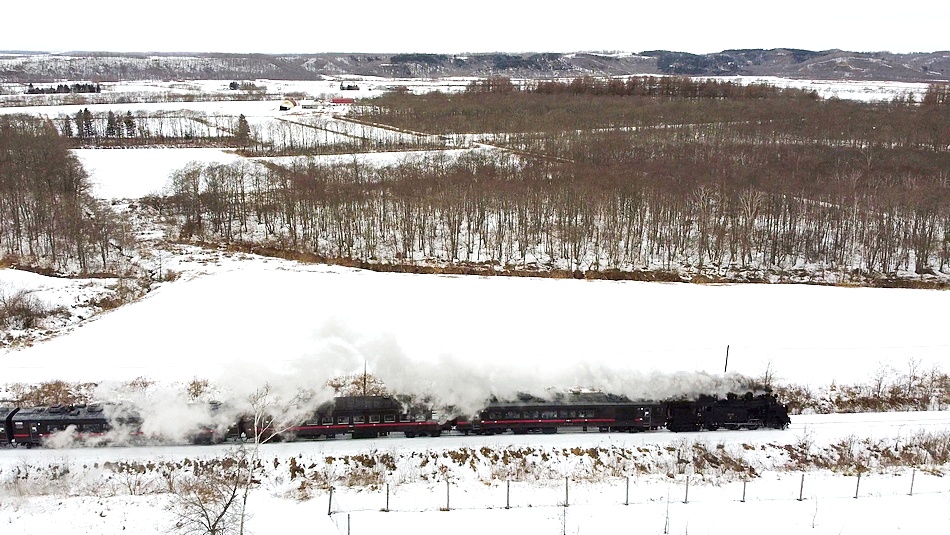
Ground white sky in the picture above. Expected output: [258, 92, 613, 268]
[3, 1, 948, 55]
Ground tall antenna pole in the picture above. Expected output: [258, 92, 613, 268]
[363, 360, 368, 397]
[724, 345, 730, 373]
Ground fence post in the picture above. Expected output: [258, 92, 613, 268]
[565, 477, 569, 507]
[328, 486, 334, 516]
[625, 476, 630, 506]
[909, 468, 916, 496]
[506, 480, 511, 509]
[741, 479, 747, 503]
[798, 473, 805, 501]
[683, 476, 689, 504]
[347, 514, 350, 535]
[385, 483, 389, 512]
[445, 480, 450, 511]
[663, 491, 670, 535]
[854, 472, 862, 499]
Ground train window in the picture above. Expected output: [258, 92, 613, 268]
[505, 411, 520, 419]
[369, 415, 380, 424]
[541, 411, 557, 419]
[384, 414, 396, 423]
[578, 410, 594, 418]
[337, 416, 349, 424]
[400, 414, 410, 422]
[353, 415, 365, 424]
[525, 411, 540, 419]
[14, 422, 23, 429]
[321, 417, 333, 425]
[488, 412, 501, 420]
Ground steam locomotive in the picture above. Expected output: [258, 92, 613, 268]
[1, 391, 790, 448]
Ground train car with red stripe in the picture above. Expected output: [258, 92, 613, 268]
[455, 392, 666, 435]
[274, 395, 442, 441]
[2, 404, 141, 448]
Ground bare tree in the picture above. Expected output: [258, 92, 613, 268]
[170, 450, 251, 535]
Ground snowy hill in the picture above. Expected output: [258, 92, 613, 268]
[1, 49, 948, 83]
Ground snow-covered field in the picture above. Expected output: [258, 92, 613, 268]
[2, 78, 949, 534]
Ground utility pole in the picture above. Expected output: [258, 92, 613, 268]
[724, 345, 730, 373]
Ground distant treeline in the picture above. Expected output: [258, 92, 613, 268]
[26, 83, 101, 95]
[469, 75, 821, 100]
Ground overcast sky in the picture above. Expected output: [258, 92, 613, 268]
[3, 1, 947, 55]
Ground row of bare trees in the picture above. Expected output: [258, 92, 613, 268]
[47, 108, 449, 155]
[778, 358, 950, 413]
[0, 115, 130, 272]
[161, 140, 948, 280]
[354, 78, 949, 151]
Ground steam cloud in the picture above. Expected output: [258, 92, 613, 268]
[72, 318, 764, 443]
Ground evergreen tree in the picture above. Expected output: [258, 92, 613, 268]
[124, 111, 136, 137]
[82, 108, 95, 138]
[74, 110, 85, 139]
[61, 115, 73, 138]
[105, 111, 118, 137]
[235, 114, 250, 147]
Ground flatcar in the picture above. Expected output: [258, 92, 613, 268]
[455, 392, 666, 435]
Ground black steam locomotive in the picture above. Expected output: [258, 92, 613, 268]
[1, 391, 789, 448]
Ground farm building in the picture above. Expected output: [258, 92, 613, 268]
[279, 98, 298, 111]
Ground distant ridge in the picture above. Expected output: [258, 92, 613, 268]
[0, 49, 947, 83]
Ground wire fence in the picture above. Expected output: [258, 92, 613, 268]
[325, 469, 950, 534]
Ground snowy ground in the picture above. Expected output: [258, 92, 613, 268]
[2, 78, 949, 534]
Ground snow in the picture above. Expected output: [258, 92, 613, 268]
[4, 259, 949, 397]
[2, 77, 949, 534]
[75, 148, 245, 199]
